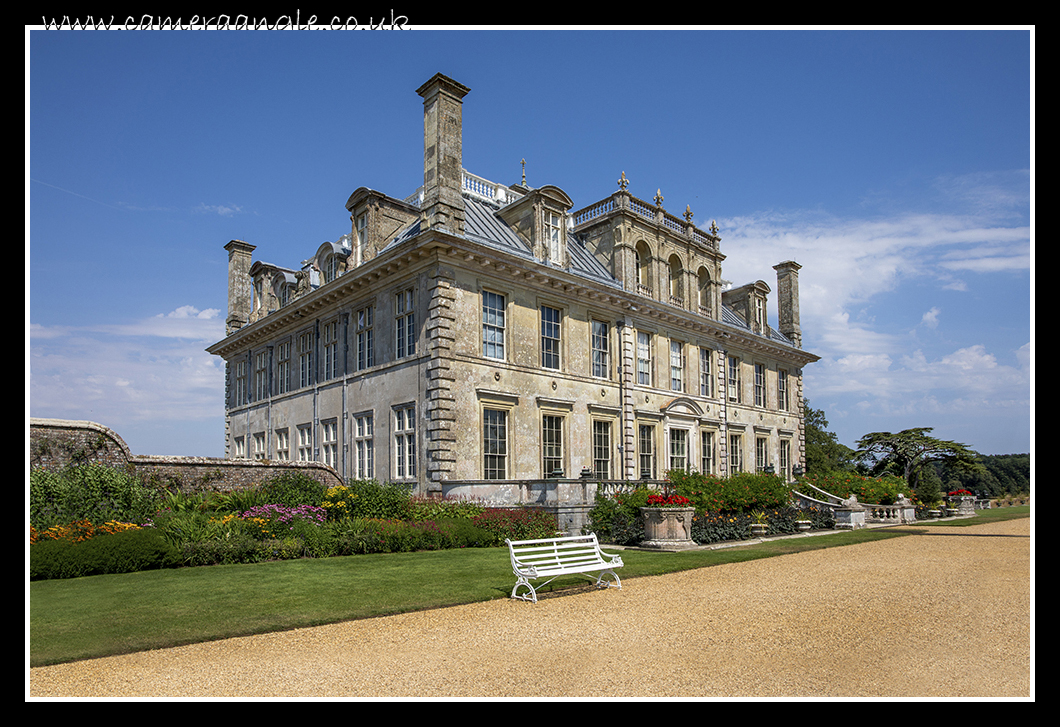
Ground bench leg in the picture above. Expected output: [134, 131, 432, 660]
[511, 576, 538, 603]
[595, 569, 622, 590]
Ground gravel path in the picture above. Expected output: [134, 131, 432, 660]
[29, 517, 1032, 699]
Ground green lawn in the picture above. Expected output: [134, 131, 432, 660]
[29, 506, 1029, 667]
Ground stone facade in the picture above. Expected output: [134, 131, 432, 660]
[206, 72, 820, 505]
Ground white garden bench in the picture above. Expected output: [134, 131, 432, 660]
[506, 533, 624, 603]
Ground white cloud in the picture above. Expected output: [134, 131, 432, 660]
[716, 206, 1029, 361]
[28, 306, 227, 435]
[195, 202, 244, 217]
[920, 307, 941, 329]
[714, 178, 1031, 453]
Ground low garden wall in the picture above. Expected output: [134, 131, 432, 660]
[29, 418, 342, 494]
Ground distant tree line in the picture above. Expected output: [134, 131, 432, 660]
[801, 399, 1030, 500]
[928, 452, 1030, 498]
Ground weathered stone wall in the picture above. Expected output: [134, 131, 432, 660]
[29, 418, 342, 494]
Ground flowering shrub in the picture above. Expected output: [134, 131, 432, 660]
[240, 504, 327, 533]
[471, 508, 559, 542]
[30, 519, 142, 544]
[322, 485, 355, 520]
[257, 472, 328, 507]
[947, 489, 973, 497]
[321, 480, 412, 520]
[585, 490, 645, 545]
[30, 464, 160, 531]
[30, 528, 180, 580]
[586, 475, 842, 545]
[406, 495, 488, 522]
[667, 470, 793, 512]
[690, 505, 833, 544]
[800, 472, 909, 505]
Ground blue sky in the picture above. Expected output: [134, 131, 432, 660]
[27, 26, 1032, 459]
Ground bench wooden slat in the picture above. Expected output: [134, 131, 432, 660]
[505, 533, 624, 603]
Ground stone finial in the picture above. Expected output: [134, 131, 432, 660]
[710, 219, 719, 236]
[654, 189, 664, 207]
[617, 171, 629, 191]
[684, 205, 693, 222]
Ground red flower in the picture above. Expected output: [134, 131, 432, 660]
[646, 493, 692, 508]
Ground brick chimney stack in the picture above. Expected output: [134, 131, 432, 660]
[416, 73, 470, 235]
[773, 260, 802, 348]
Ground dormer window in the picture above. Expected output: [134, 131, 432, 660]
[546, 211, 562, 263]
[272, 271, 297, 308]
[314, 241, 350, 286]
[356, 212, 368, 265]
[322, 254, 338, 284]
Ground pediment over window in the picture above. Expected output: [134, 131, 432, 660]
[661, 397, 704, 418]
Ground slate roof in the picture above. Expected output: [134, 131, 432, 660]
[721, 304, 796, 346]
[386, 191, 797, 348]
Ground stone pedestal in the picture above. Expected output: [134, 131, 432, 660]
[640, 507, 696, 549]
[834, 496, 866, 530]
[948, 496, 975, 516]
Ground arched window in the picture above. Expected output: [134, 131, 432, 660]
[698, 267, 712, 314]
[668, 255, 684, 305]
[635, 240, 652, 292]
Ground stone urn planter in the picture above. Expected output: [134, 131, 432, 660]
[639, 493, 696, 550]
[749, 509, 770, 537]
[947, 495, 975, 516]
[796, 520, 812, 532]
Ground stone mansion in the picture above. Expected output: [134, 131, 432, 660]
[206, 73, 820, 501]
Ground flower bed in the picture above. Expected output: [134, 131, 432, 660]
[586, 474, 835, 546]
[29, 467, 561, 579]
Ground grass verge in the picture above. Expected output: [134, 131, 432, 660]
[29, 506, 1030, 667]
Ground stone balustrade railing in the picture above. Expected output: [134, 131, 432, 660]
[794, 482, 916, 526]
[404, 170, 526, 210]
[571, 190, 719, 252]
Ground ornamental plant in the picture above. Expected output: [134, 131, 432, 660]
[471, 507, 559, 542]
[644, 493, 692, 508]
[256, 472, 328, 508]
[30, 464, 161, 530]
[585, 489, 645, 545]
[947, 489, 974, 497]
[800, 472, 909, 505]
[406, 495, 488, 522]
[667, 470, 793, 512]
[323, 479, 413, 520]
[240, 504, 327, 531]
[30, 527, 180, 580]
